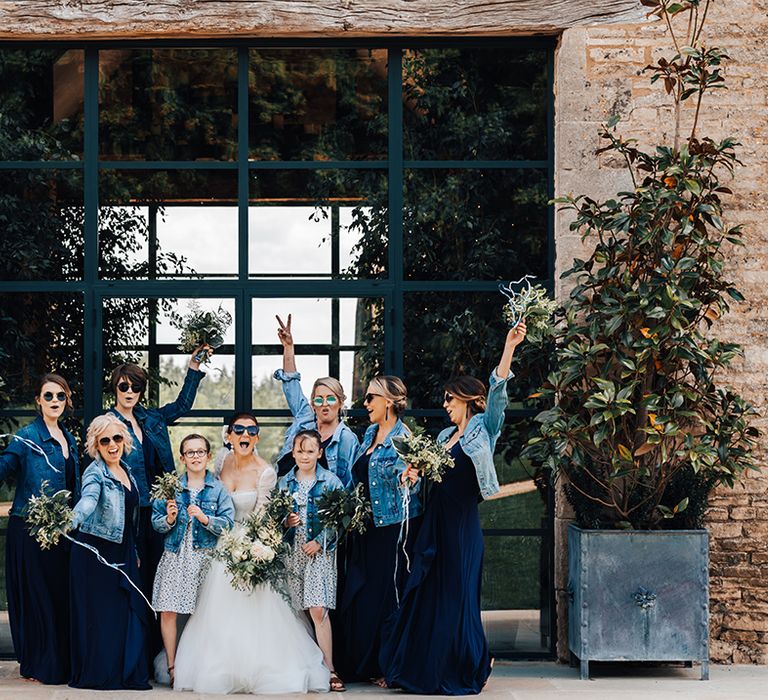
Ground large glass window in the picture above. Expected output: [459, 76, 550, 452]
[0, 40, 554, 658]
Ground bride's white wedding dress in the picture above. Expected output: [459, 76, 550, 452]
[173, 468, 330, 694]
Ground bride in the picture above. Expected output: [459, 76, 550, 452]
[173, 412, 331, 694]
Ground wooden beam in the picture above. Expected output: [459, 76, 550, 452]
[0, 1, 647, 40]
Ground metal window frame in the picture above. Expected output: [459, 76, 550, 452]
[0, 38, 557, 659]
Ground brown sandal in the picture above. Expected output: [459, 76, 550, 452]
[168, 665, 175, 688]
[330, 672, 346, 692]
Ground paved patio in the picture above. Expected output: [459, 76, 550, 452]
[0, 660, 765, 699]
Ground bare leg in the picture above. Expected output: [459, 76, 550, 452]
[160, 611, 177, 684]
[309, 607, 334, 672]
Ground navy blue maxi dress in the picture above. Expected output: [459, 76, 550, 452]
[5, 453, 77, 684]
[379, 442, 492, 695]
[334, 452, 422, 682]
[69, 483, 150, 690]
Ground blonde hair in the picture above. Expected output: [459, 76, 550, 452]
[312, 377, 346, 404]
[369, 375, 408, 416]
[85, 414, 134, 460]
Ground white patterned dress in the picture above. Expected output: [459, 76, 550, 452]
[287, 479, 338, 610]
[152, 488, 211, 614]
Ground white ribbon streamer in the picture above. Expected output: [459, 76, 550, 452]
[499, 274, 537, 329]
[393, 484, 412, 609]
[0, 433, 62, 473]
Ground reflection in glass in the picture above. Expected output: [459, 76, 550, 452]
[404, 292, 549, 409]
[99, 49, 238, 161]
[249, 170, 387, 279]
[99, 170, 238, 279]
[0, 170, 83, 281]
[0, 293, 84, 410]
[403, 48, 548, 161]
[249, 49, 388, 161]
[0, 49, 84, 158]
[404, 169, 549, 281]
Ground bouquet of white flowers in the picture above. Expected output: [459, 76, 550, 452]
[26, 481, 73, 549]
[316, 483, 372, 541]
[149, 471, 182, 502]
[392, 433, 455, 484]
[213, 505, 291, 593]
[499, 275, 559, 344]
[177, 301, 232, 364]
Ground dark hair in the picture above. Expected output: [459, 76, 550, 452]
[109, 363, 148, 401]
[36, 373, 73, 414]
[179, 433, 211, 456]
[292, 429, 322, 451]
[226, 412, 259, 432]
[444, 376, 487, 415]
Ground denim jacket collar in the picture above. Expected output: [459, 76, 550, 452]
[180, 470, 217, 491]
[283, 465, 332, 486]
[93, 456, 138, 489]
[361, 419, 408, 452]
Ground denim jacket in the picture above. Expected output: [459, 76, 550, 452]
[151, 471, 234, 554]
[72, 458, 139, 543]
[110, 367, 204, 507]
[273, 369, 359, 487]
[0, 416, 81, 517]
[353, 419, 423, 528]
[437, 370, 511, 500]
[277, 465, 344, 551]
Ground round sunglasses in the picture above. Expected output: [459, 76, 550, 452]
[312, 395, 339, 407]
[42, 391, 67, 402]
[117, 381, 144, 394]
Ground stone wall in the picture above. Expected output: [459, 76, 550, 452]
[553, 1, 768, 663]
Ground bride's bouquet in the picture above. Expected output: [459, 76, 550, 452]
[214, 507, 291, 594]
[176, 301, 233, 364]
[392, 433, 455, 484]
[26, 481, 74, 549]
[316, 483, 372, 542]
[499, 275, 559, 345]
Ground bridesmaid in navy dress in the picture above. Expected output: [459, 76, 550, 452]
[334, 375, 423, 686]
[69, 413, 150, 690]
[0, 374, 80, 684]
[380, 322, 527, 695]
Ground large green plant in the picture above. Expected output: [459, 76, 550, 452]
[523, 0, 759, 530]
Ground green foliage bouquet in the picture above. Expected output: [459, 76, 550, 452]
[213, 507, 291, 593]
[149, 472, 182, 502]
[316, 483, 372, 540]
[523, 0, 760, 530]
[177, 301, 232, 364]
[265, 488, 295, 526]
[500, 276, 560, 345]
[26, 481, 74, 549]
[392, 433, 455, 484]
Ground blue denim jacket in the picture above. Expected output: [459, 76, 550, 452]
[277, 465, 345, 551]
[353, 419, 423, 528]
[72, 458, 139, 543]
[110, 367, 204, 507]
[273, 369, 359, 487]
[151, 471, 234, 554]
[0, 416, 81, 517]
[437, 370, 511, 500]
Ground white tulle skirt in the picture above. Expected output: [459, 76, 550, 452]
[173, 559, 330, 694]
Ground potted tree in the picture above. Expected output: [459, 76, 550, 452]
[523, 0, 760, 680]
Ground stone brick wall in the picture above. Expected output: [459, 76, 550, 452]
[553, 1, 768, 664]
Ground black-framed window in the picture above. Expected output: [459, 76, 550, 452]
[0, 39, 555, 658]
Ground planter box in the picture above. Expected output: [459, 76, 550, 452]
[568, 523, 709, 680]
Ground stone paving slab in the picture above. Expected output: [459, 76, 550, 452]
[0, 661, 765, 699]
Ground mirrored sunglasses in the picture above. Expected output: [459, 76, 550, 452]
[229, 424, 260, 437]
[312, 395, 339, 407]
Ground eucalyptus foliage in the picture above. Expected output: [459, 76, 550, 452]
[523, 0, 760, 530]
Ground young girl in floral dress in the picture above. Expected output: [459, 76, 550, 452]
[151, 434, 234, 686]
[278, 429, 346, 692]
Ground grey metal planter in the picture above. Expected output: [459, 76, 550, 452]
[568, 523, 709, 680]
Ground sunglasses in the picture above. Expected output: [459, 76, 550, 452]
[229, 424, 260, 437]
[98, 434, 124, 447]
[312, 395, 339, 407]
[183, 449, 209, 459]
[117, 382, 144, 394]
[42, 391, 67, 402]
[444, 393, 455, 403]
[363, 392, 382, 404]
